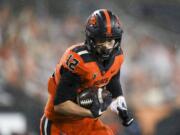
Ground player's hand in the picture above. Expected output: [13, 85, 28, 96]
[117, 107, 134, 126]
[101, 89, 112, 111]
[110, 96, 134, 126]
[77, 87, 112, 118]
[90, 93, 103, 118]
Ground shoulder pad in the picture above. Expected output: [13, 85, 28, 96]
[60, 46, 88, 76]
[72, 45, 95, 63]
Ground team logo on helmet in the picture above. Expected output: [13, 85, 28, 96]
[88, 15, 97, 26]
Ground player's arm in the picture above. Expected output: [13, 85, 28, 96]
[53, 67, 94, 118]
[106, 70, 123, 98]
[54, 100, 93, 117]
[107, 70, 134, 126]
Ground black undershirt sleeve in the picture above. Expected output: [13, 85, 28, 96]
[106, 70, 123, 98]
[54, 67, 81, 105]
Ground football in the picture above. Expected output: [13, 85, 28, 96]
[76, 87, 112, 109]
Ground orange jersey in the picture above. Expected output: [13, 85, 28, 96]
[44, 43, 124, 122]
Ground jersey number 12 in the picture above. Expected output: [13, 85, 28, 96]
[66, 54, 79, 70]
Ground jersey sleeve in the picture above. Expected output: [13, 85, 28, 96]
[54, 67, 81, 105]
[53, 48, 88, 85]
[106, 70, 123, 98]
[53, 48, 88, 105]
[61, 49, 88, 77]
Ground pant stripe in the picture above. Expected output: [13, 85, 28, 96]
[44, 118, 48, 135]
[41, 116, 46, 135]
[47, 119, 52, 135]
[41, 116, 52, 135]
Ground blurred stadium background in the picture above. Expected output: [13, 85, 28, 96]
[0, 0, 180, 135]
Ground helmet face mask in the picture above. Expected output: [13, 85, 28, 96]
[86, 37, 121, 61]
[85, 9, 123, 61]
[95, 39, 116, 59]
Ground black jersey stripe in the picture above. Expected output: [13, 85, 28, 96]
[80, 48, 122, 64]
[72, 45, 87, 53]
[71, 45, 96, 63]
[80, 53, 96, 63]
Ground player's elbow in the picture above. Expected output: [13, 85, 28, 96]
[53, 99, 66, 113]
[54, 102, 65, 113]
[53, 101, 71, 113]
[54, 104, 60, 113]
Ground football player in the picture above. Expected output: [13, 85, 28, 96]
[40, 9, 133, 135]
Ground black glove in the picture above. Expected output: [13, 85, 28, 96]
[90, 93, 102, 118]
[90, 87, 113, 117]
[117, 107, 134, 127]
[101, 91, 112, 111]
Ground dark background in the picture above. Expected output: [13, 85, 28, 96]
[0, 0, 180, 135]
